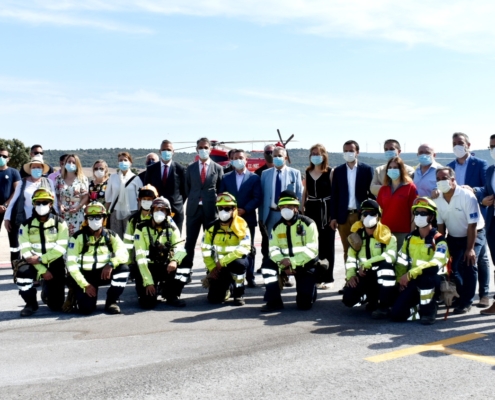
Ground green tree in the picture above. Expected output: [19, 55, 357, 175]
[0, 138, 30, 169]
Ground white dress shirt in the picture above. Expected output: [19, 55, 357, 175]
[235, 169, 245, 191]
[346, 161, 358, 210]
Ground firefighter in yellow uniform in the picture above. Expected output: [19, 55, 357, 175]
[261, 190, 319, 312]
[134, 197, 187, 308]
[391, 197, 449, 325]
[67, 202, 129, 315]
[16, 188, 69, 316]
[201, 193, 252, 306]
[342, 199, 398, 319]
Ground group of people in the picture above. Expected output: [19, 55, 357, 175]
[1, 133, 495, 322]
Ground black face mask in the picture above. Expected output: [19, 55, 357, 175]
[146, 160, 156, 167]
[264, 153, 273, 164]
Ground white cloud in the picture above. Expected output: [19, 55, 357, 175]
[2, 1, 495, 52]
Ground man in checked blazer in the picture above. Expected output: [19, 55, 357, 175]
[182, 138, 224, 273]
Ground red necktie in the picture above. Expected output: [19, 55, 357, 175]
[201, 162, 206, 184]
[162, 165, 168, 187]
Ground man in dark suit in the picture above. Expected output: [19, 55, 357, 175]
[447, 132, 490, 308]
[220, 149, 262, 287]
[144, 142, 186, 233]
[20, 144, 54, 178]
[182, 137, 224, 272]
[138, 153, 159, 185]
[330, 140, 374, 262]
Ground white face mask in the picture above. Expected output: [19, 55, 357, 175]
[88, 219, 103, 231]
[153, 211, 166, 224]
[490, 148, 495, 161]
[219, 210, 232, 221]
[414, 215, 429, 228]
[453, 145, 467, 159]
[94, 170, 105, 179]
[141, 200, 153, 210]
[281, 208, 295, 220]
[363, 215, 378, 228]
[437, 180, 452, 194]
[35, 204, 51, 216]
[343, 152, 356, 163]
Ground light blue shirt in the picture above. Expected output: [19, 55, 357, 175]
[414, 161, 441, 197]
[453, 154, 470, 186]
[235, 170, 245, 191]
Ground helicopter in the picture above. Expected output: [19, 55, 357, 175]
[174, 129, 296, 172]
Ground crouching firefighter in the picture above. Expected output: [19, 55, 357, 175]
[16, 188, 69, 317]
[391, 197, 449, 325]
[342, 199, 398, 319]
[134, 197, 187, 308]
[67, 202, 130, 315]
[201, 193, 251, 306]
[261, 190, 319, 312]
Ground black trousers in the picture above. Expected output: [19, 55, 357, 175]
[16, 257, 66, 311]
[183, 205, 216, 270]
[0, 214, 20, 269]
[75, 264, 130, 315]
[390, 268, 440, 321]
[246, 225, 256, 282]
[207, 257, 249, 303]
[342, 261, 396, 309]
[172, 211, 184, 235]
[262, 258, 317, 310]
[134, 262, 186, 309]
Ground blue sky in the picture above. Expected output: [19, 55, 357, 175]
[1, 1, 495, 154]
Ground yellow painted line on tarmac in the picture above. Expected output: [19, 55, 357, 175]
[365, 333, 487, 363]
[437, 347, 495, 366]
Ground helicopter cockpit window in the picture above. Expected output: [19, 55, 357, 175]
[210, 154, 229, 163]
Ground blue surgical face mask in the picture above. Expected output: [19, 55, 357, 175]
[65, 163, 77, 173]
[232, 159, 246, 170]
[198, 149, 209, 160]
[387, 168, 400, 181]
[273, 156, 285, 168]
[310, 155, 323, 165]
[418, 154, 432, 166]
[384, 150, 397, 160]
[161, 150, 172, 161]
[119, 161, 131, 171]
[0, 157, 6, 167]
[31, 168, 43, 178]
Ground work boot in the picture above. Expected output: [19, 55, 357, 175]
[420, 314, 436, 325]
[480, 302, 495, 315]
[105, 301, 121, 315]
[260, 302, 284, 312]
[371, 307, 390, 320]
[233, 297, 245, 306]
[20, 302, 39, 317]
[476, 296, 490, 308]
[247, 279, 257, 288]
[453, 305, 471, 315]
[166, 297, 186, 307]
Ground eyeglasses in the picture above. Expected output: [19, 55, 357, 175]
[33, 151, 44, 155]
[218, 206, 234, 212]
[94, 167, 105, 171]
[413, 211, 430, 217]
[412, 197, 432, 207]
[87, 216, 103, 221]
[34, 201, 51, 206]
[361, 210, 378, 217]
[216, 193, 236, 203]
[264, 151, 273, 155]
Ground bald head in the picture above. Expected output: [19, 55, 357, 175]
[417, 144, 435, 156]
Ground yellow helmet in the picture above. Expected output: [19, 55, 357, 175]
[85, 201, 107, 216]
[216, 192, 237, 207]
[31, 188, 55, 204]
[412, 197, 437, 217]
[277, 190, 300, 207]
[139, 184, 158, 199]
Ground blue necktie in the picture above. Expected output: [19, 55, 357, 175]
[275, 169, 281, 204]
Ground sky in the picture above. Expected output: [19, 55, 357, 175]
[1, 0, 495, 154]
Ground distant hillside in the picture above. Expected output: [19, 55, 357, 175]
[41, 147, 493, 173]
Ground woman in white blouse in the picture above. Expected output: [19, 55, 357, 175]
[105, 151, 142, 239]
[5, 156, 58, 232]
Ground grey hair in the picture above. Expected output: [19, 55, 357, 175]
[452, 132, 470, 144]
[273, 146, 287, 156]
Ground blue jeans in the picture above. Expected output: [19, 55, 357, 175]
[447, 229, 485, 309]
[477, 242, 490, 298]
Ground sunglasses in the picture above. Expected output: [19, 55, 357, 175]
[33, 151, 44, 155]
[413, 211, 430, 217]
[0, 154, 8, 159]
[34, 201, 51, 206]
[94, 167, 105, 171]
[218, 206, 234, 212]
[87, 216, 103, 221]
[361, 210, 378, 217]
[264, 151, 273, 155]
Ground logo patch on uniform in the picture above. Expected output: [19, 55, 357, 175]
[69, 242, 75, 249]
[375, 243, 382, 248]
[134, 234, 140, 240]
[437, 244, 447, 254]
[19, 228, 23, 234]
[469, 212, 478, 219]
[277, 233, 287, 239]
[49, 227, 57, 234]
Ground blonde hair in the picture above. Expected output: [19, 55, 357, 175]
[62, 154, 85, 181]
[92, 159, 109, 181]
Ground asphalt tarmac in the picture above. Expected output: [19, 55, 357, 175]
[1, 224, 494, 399]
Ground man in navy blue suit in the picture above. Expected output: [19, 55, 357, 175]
[447, 132, 490, 308]
[220, 149, 262, 287]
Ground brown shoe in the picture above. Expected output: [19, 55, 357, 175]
[480, 302, 495, 315]
[476, 296, 490, 308]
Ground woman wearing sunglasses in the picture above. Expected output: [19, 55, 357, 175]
[392, 197, 449, 325]
[16, 188, 69, 317]
[88, 159, 109, 205]
[343, 199, 398, 319]
[377, 156, 418, 250]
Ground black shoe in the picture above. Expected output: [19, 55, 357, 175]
[365, 303, 378, 312]
[338, 285, 345, 295]
[247, 279, 257, 288]
[260, 302, 284, 312]
[420, 314, 436, 325]
[233, 297, 245, 306]
[371, 308, 390, 319]
[166, 298, 186, 307]
[105, 302, 121, 315]
[453, 305, 472, 315]
[20, 302, 39, 317]
[284, 280, 294, 288]
[186, 276, 192, 284]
